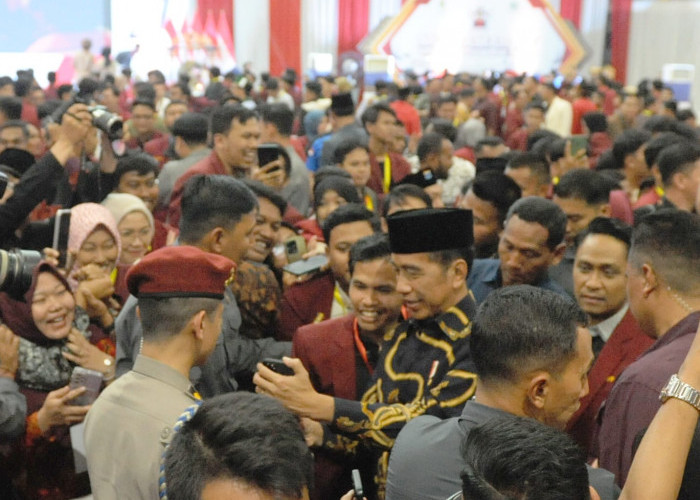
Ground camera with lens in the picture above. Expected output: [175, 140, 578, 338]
[49, 96, 123, 141]
[0, 249, 42, 299]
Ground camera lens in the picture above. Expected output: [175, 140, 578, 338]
[0, 249, 42, 299]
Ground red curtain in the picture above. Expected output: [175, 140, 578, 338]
[269, 0, 301, 77]
[559, 0, 582, 28]
[197, 0, 234, 30]
[337, 0, 370, 54]
[610, 0, 632, 83]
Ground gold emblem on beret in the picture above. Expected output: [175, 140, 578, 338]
[224, 266, 236, 287]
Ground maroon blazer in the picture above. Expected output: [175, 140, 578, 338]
[293, 314, 358, 500]
[567, 309, 655, 454]
[368, 152, 411, 194]
[293, 314, 358, 399]
[279, 272, 335, 341]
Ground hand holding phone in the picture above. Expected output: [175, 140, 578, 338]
[283, 255, 328, 276]
[352, 469, 364, 500]
[69, 366, 103, 406]
[52, 209, 71, 269]
[261, 358, 294, 376]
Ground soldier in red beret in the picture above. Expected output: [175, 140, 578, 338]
[84, 245, 235, 500]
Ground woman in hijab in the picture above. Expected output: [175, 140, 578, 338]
[101, 193, 155, 301]
[67, 202, 122, 336]
[0, 262, 115, 499]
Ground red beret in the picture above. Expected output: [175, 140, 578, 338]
[126, 246, 235, 300]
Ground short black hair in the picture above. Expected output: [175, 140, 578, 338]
[305, 80, 322, 96]
[528, 129, 560, 153]
[506, 152, 551, 186]
[172, 112, 209, 145]
[429, 246, 474, 277]
[475, 136, 505, 154]
[139, 296, 221, 342]
[642, 115, 674, 135]
[180, 175, 258, 244]
[546, 138, 567, 164]
[0, 120, 29, 140]
[210, 104, 258, 136]
[332, 138, 369, 165]
[612, 129, 651, 169]
[505, 197, 566, 250]
[321, 203, 380, 244]
[164, 392, 313, 500]
[241, 178, 287, 216]
[361, 102, 397, 128]
[553, 169, 613, 205]
[13, 77, 32, 98]
[427, 118, 457, 143]
[382, 184, 432, 218]
[468, 171, 522, 226]
[644, 132, 687, 168]
[629, 209, 700, 294]
[0, 97, 22, 120]
[657, 141, 700, 186]
[582, 112, 607, 133]
[461, 415, 590, 500]
[147, 69, 166, 84]
[437, 94, 458, 107]
[470, 285, 586, 384]
[313, 165, 352, 186]
[417, 132, 445, 162]
[57, 84, 74, 100]
[113, 152, 159, 184]
[576, 216, 632, 251]
[259, 102, 294, 137]
[348, 233, 392, 276]
[131, 98, 156, 113]
[77, 78, 99, 98]
[313, 176, 360, 210]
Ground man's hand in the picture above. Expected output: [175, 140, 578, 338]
[0, 325, 19, 379]
[36, 385, 90, 434]
[252, 159, 286, 190]
[253, 357, 334, 421]
[300, 417, 324, 447]
[678, 321, 700, 389]
[51, 103, 94, 164]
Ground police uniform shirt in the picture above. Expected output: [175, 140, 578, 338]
[84, 355, 198, 500]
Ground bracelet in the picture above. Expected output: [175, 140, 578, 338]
[102, 356, 115, 382]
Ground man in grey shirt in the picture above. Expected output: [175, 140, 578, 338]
[157, 112, 211, 209]
[116, 175, 290, 397]
[386, 286, 619, 500]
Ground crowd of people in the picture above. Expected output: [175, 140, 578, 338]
[0, 55, 698, 500]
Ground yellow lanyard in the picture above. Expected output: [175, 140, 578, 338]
[364, 192, 374, 211]
[333, 286, 348, 315]
[383, 153, 392, 194]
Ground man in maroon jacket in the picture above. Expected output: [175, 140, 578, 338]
[361, 103, 411, 195]
[567, 217, 654, 454]
[167, 105, 265, 227]
[293, 233, 403, 500]
[279, 204, 380, 340]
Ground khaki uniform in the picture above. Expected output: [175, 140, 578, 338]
[84, 355, 197, 500]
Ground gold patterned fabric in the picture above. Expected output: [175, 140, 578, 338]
[330, 294, 478, 498]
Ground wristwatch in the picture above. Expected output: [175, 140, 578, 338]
[659, 374, 700, 411]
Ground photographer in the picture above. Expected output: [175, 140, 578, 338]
[0, 103, 92, 248]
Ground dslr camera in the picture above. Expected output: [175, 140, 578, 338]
[0, 248, 42, 299]
[50, 96, 123, 141]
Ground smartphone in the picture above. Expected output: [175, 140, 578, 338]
[283, 255, 328, 276]
[52, 209, 71, 269]
[352, 469, 364, 500]
[257, 143, 281, 172]
[69, 366, 103, 406]
[262, 358, 294, 376]
[284, 236, 307, 264]
[568, 135, 588, 157]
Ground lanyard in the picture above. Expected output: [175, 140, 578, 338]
[334, 286, 348, 314]
[353, 318, 373, 376]
[382, 153, 392, 194]
[364, 192, 374, 211]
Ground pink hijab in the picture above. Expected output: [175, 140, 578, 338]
[68, 203, 122, 287]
